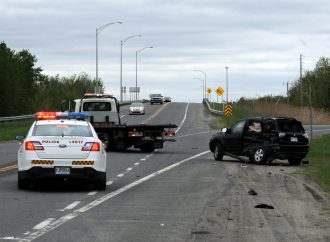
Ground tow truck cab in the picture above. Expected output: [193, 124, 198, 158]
[61, 94, 121, 124]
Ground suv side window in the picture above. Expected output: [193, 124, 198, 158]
[231, 120, 246, 134]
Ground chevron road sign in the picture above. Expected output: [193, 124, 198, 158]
[224, 104, 233, 116]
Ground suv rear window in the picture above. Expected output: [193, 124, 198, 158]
[33, 124, 93, 137]
[276, 120, 304, 133]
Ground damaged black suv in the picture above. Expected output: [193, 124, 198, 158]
[209, 117, 309, 165]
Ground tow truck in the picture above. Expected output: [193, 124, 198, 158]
[61, 93, 177, 152]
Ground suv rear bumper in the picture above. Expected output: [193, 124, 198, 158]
[272, 144, 309, 159]
[18, 167, 106, 182]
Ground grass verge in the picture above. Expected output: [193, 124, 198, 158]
[0, 120, 33, 141]
[303, 135, 330, 194]
[210, 102, 258, 127]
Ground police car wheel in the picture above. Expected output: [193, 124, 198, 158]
[18, 177, 29, 190]
[95, 179, 106, 191]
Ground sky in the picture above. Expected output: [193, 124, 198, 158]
[1, 0, 330, 103]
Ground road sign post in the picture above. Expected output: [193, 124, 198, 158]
[224, 104, 233, 126]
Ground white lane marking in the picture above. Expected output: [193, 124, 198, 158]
[0, 236, 21, 240]
[134, 162, 140, 166]
[106, 181, 113, 186]
[63, 201, 81, 211]
[126, 167, 132, 171]
[140, 158, 146, 161]
[117, 173, 124, 177]
[87, 191, 98, 196]
[33, 218, 55, 230]
[20, 150, 210, 242]
[175, 103, 189, 134]
[120, 115, 126, 118]
[176, 131, 213, 138]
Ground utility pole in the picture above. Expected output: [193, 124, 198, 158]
[287, 81, 289, 103]
[300, 54, 303, 105]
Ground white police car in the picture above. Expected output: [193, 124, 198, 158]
[16, 112, 107, 190]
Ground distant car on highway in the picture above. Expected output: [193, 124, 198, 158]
[150, 94, 163, 105]
[129, 102, 145, 115]
[163, 97, 172, 102]
[16, 112, 107, 190]
[209, 117, 309, 165]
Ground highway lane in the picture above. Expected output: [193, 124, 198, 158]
[0, 102, 216, 241]
[1, 103, 330, 241]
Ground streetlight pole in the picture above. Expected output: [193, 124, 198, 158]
[193, 77, 204, 100]
[193, 70, 207, 100]
[95, 21, 122, 93]
[120, 34, 141, 102]
[225, 66, 229, 103]
[135, 46, 153, 101]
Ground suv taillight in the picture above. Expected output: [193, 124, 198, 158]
[25, 141, 44, 151]
[82, 142, 100, 151]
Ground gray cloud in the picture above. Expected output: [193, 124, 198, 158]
[1, 0, 329, 102]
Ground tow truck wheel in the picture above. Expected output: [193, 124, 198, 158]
[18, 177, 29, 190]
[140, 144, 155, 153]
[250, 147, 266, 165]
[288, 158, 302, 166]
[214, 143, 224, 161]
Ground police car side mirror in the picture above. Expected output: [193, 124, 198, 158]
[15, 135, 25, 141]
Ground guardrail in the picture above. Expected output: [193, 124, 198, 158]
[0, 114, 34, 122]
[0, 101, 136, 122]
[204, 99, 224, 115]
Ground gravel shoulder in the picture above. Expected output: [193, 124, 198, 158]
[188, 159, 330, 242]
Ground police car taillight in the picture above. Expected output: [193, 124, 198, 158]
[25, 141, 44, 151]
[81, 142, 100, 151]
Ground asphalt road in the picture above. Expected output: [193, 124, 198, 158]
[0, 103, 329, 241]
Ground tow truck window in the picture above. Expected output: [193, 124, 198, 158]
[33, 124, 93, 137]
[83, 102, 111, 111]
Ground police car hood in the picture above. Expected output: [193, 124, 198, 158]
[34, 136, 97, 159]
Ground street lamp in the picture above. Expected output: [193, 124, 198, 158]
[193, 77, 204, 100]
[225, 66, 229, 103]
[95, 21, 122, 93]
[135, 46, 153, 101]
[193, 70, 207, 100]
[120, 34, 142, 102]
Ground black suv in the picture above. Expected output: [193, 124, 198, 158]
[209, 117, 309, 165]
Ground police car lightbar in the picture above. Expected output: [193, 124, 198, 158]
[83, 93, 113, 98]
[35, 112, 90, 120]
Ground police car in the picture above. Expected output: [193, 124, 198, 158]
[16, 112, 107, 190]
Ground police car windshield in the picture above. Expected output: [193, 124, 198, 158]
[32, 124, 93, 137]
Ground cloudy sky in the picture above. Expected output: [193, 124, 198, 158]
[1, 0, 330, 103]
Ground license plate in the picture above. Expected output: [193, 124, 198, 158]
[55, 167, 70, 175]
[290, 137, 298, 142]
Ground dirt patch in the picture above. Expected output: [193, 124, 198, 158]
[188, 159, 330, 242]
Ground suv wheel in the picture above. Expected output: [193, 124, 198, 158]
[214, 143, 224, 161]
[250, 147, 266, 165]
[288, 158, 302, 166]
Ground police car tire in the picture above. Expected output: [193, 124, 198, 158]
[95, 180, 106, 190]
[214, 142, 224, 161]
[18, 177, 29, 190]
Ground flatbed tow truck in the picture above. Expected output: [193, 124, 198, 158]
[61, 94, 177, 152]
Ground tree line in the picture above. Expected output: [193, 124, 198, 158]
[238, 56, 330, 111]
[0, 42, 103, 116]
